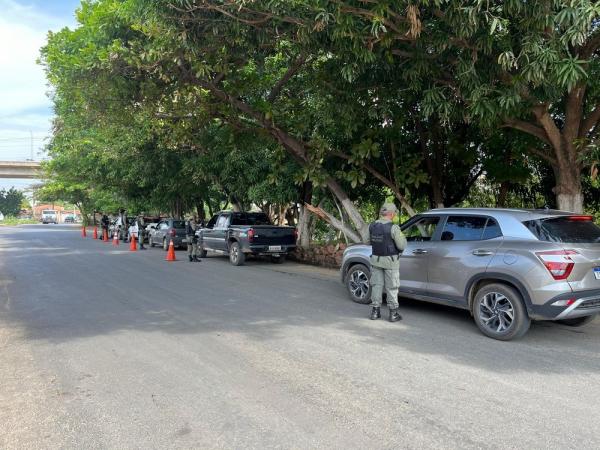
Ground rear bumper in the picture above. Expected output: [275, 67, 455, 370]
[247, 244, 295, 255]
[531, 289, 600, 320]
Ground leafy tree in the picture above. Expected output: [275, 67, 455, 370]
[0, 188, 25, 216]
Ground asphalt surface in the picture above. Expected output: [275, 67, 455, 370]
[1, 224, 600, 449]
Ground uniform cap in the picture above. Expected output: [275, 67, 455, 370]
[380, 203, 398, 214]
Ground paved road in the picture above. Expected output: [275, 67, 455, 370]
[1, 225, 600, 449]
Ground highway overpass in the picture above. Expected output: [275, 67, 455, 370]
[0, 161, 42, 179]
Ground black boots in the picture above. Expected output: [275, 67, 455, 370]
[189, 255, 193, 262]
[369, 307, 381, 320]
[370, 307, 402, 322]
[389, 308, 402, 322]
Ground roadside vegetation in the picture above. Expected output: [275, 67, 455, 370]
[0, 217, 39, 226]
[38, 0, 600, 245]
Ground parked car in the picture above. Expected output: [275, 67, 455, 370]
[198, 211, 297, 265]
[41, 209, 58, 224]
[341, 208, 600, 340]
[148, 218, 187, 250]
[123, 216, 160, 243]
[64, 215, 75, 223]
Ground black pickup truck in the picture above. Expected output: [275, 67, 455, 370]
[197, 211, 297, 265]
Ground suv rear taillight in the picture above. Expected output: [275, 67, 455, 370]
[248, 228, 254, 242]
[169, 229, 176, 237]
[536, 250, 578, 280]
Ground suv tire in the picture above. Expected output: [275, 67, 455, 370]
[345, 264, 372, 304]
[557, 315, 596, 327]
[229, 242, 245, 266]
[472, 283, 530, 341]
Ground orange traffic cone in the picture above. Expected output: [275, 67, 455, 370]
[165, 240, 176, 262]
[129, 234, 137, 252]
[93, 226, 98, 239]
[112, 230, 119, 246]
[82, 226, 87, 238]
[103, 228, 109, 242]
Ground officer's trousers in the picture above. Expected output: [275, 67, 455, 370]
[370, 266, 400, 309]
[187, 236, 198, 258]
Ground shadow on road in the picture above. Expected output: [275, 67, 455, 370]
[1, 225, 599, 377]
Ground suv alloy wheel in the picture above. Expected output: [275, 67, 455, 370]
[473, 283, 530, 341]
[346, 264, 372, 304]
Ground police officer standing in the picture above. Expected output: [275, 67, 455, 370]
[137, 214, 146, 250]
[100, 213, 109, 240]
[368, 203, 407, 322]
[186, 215, 201, 262]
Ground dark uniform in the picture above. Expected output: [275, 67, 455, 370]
[186, 217, 200, 262]
[137, 215, 146, 249]
[368, 203, 407, 322]
[101, 214, 109, 240]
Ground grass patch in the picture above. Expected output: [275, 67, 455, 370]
[0, 217, 39, 226]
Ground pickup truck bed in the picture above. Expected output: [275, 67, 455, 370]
[198, 212, 297, 266]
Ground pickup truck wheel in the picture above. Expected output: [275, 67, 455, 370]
[557, 315, 596, 327]
[472, 283, 530, 341]
[271, 255, 286, 264]
[346, 264, 372, 304]
[229, 242, 245, 266]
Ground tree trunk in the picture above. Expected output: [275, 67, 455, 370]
[196, 201, 206, 222]
[554, 162, 583, 213]
[497, 181, 510, 208]
[297, 181, 313, 248]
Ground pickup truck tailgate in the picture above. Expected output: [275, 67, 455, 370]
[251, 226, 295, 245]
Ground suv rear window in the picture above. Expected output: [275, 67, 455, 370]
[172, 220, 186, 228]
[524, 216, 600, 243]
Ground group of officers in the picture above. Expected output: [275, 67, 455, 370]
[96, 210, 202, 262]
[95, 203, 407, 322]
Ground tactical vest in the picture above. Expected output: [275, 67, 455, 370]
[369, 222, 399, 257]
[186, 221, 195, 236]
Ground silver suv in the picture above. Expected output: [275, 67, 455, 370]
[341, 208, 600, 340]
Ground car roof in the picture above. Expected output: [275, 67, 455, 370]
[423, 207, 576, 221]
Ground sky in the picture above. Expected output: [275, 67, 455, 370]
[0, 0, 80, 191]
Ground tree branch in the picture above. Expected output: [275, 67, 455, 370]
[528, 147, 558, 166]
[332, 150, 416, 216]
[531, 105, 562, 152]
[304, 203, 362, 243]
[579, 104, 600, 139]
[267, 54, 307, 103]
[502, 119, 550, 145]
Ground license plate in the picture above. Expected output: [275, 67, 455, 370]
[594, 267, 600, 280]
[269, 245, 282, 251]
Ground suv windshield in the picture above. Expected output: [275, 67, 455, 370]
[524, 216, 600, 244]
[231, 213, 271, 226]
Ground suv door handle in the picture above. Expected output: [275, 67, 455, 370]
[412, 249, 428, 255]
[472, 249, 494, 256]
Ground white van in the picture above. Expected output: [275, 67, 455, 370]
[41, 210, 58, 224]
